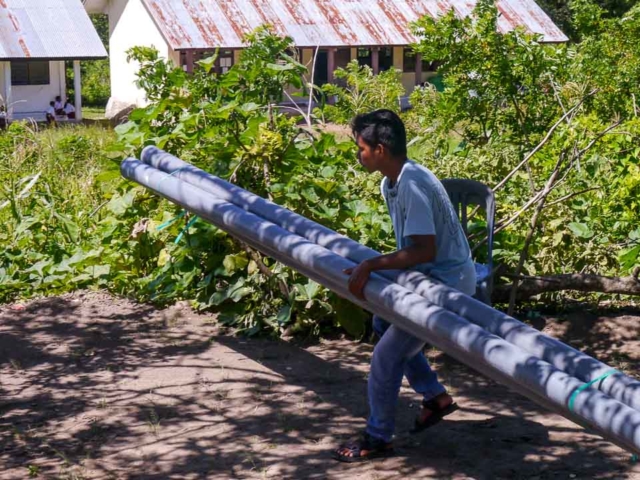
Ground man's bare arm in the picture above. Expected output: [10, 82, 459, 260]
[345, 235, 436, 299]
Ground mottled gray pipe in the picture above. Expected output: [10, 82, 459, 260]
[140, 146, 640, 411]
[122, 158, 640, 455]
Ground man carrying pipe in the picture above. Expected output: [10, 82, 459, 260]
[334, 110, 477, 462]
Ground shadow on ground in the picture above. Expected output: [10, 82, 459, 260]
[1, 292, 638, 479]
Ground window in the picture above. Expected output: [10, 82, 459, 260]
[357, 48, 372, 68]
[180, 50, 234, 73]
[11, 61, 50, 86]
[218, 50, 233, 73]
[197, 51, 216, 62]
[379, 47, 393, 71]
[402, 48, 435, 73]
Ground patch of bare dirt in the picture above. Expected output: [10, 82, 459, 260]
[1, 291, 639, 479]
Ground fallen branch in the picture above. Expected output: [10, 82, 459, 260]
[493, 268, 640, 303]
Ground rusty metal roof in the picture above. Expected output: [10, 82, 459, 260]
[0, 0, 107, 60]
[142, 0, 568, 50]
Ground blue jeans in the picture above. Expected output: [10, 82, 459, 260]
[366, 316, 446, 442]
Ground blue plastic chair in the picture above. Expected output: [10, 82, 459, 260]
[441, 179, 496, 305]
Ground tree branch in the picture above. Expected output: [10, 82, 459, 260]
[493, 272, 640, 303]
[507, 154, 564, 315]
[492, 91, 596, 193]
[545, 187, 600, 208]
[576, 119, 622, 158]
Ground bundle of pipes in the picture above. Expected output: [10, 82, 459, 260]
[121, 148, 640, 455]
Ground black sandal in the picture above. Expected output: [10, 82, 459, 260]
[332, 433, 394, 463]
[411, 396, 459, 434]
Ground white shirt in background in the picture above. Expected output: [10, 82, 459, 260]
[64, 103, 75, 114]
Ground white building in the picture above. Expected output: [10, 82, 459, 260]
[0, 0, 107, 122]
[83, 0, 567, 117]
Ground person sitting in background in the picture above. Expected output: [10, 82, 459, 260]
[54, 96, 64, 116]
[45, 101, 56, 125]
[63, 101, 76, 120]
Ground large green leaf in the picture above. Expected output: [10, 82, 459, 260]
[107, 189, 137, 216]
[619, 244, 640, 270]
[222, 253, 249, 275]
[334, 297, 367, 338]
[277, 305, 292, 325]
[567, 222, 594, 239]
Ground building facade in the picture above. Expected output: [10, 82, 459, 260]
[83, 0, 567, 116]
[0, 0, 107, 121]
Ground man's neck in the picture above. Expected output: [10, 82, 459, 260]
[381, 157, 408, 186]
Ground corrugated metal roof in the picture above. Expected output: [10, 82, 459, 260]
[0, 0, 107, 60]
[142, 0, 568, 50]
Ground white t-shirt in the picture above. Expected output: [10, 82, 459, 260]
[46, 105, 55, 115]
[381, 160, 476, 295]
[54, 101, 63, 110]
[64, 103, 75, 114]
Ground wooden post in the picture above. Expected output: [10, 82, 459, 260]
[3, 62, 11, 118]
[185, 50, 195, 74]
[415, 52, 423, 86]
[73, 60, 82, 121]
[327, 48, 336, 84]
[372, 47, 380, 74]
[59, 61, 66, 103]
[327, 48, 336, 105]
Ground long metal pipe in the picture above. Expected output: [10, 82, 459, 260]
[140, 146, 640, 411]
[122, 158, 640, 455]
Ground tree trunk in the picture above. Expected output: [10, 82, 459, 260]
[493, 268, 640, 303]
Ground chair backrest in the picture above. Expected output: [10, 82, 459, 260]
[441, 178, 496, 288]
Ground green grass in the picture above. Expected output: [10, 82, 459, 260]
[82, 106, 107, 121]
[0, 123, 119, 227]
[0, 122, 125, 303]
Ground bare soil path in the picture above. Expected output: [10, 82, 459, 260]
[1, 291, 639, 479]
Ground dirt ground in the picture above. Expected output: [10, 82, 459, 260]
[1, 291, 639, 479]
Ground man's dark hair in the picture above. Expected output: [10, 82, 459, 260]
[351, 109, 407, 158]
[55, 96, 61, 101]
[49, 101, 55, 106]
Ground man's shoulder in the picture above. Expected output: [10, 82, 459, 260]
[405, 160, 436, 177]
[400, 162, 437, 191]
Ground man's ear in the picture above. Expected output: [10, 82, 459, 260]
[374, 143, 386, 156]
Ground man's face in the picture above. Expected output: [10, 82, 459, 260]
[356, 135, 382, 173]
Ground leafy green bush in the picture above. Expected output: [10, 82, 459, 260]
[3, 11, 640, 337]
[112, 28, 391, 336]
[319, 61, 405, 125]
[0, 123, 125, 299]
[403, 0, 640, 301]
[0, 29, 390, 338]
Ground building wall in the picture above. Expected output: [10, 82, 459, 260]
[168, 49, 181, 67]
[0, 61, 66, 119]
[106, 0, 171, 108]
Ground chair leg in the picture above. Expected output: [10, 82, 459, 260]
[474, 285, 491, 306]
